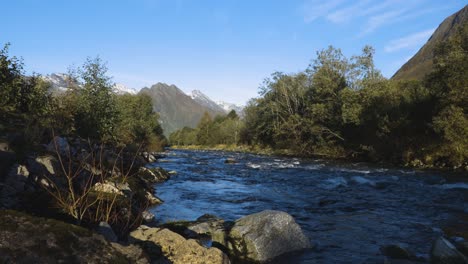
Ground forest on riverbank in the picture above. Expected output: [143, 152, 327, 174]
[169, 23, 468, 170]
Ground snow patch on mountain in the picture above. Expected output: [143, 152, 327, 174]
[216, 101, 244, 115]
[113, 83, 137, 95]
[42, 73, 75, 92]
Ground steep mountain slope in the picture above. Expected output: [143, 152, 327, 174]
[190, 90, 225, 113]
[392, 5, 468, 80]
[139, 83, 225, 135]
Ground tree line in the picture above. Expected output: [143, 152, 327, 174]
[0, 45, 166, 153]
[170, 24, 467, 169]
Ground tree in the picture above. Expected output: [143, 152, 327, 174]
[71, 57, 118, 142]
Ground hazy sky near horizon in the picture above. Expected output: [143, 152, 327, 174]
[2, 0, 466, 105]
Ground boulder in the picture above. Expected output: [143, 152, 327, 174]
[4, 164, 30, 192]
[228, 210, 310, 262]
[93, 182, 124, 195]
[224, 158, 237, 164]
[142, 211, 155, 223]
[34, 155, 60, 176]
[130, 225, 230, 264]
[96, 222, 118, 242]
[380, 244, 415, 260]
[145, 191, 163, 205]
[431, 237, 468, 264]
[186, 214, 229, 248]
[111, 243, 150, 264]
[138, 167, 170, 183]
[0, 210, 130, 263]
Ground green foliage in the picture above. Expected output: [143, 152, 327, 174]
[238, 38, 466, 168]
[115, 93, 165, 151]
[68, 57, 119, 142]
[170, 111, 242, 146]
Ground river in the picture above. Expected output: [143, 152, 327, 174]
[149, 149, 467, 263]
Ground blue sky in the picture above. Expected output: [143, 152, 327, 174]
[2, 0, 466, 105]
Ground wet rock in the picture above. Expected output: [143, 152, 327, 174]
[138, 167, 170, 183]
[225, 158, 237, 164]
[228, 210, 310, 262]
[141, 152, 157, 163]
[186, 214, 229, 248]
[96, 222, 118, 242]
[146, 191, 163, 205]
[130, 225, 230, 264]
[430, 237, 468, 264]
[380, 244, 415, 260]
[142, 211, 155, 223]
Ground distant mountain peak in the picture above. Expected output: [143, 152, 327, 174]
[190, 90, 225, 113]
[113, 83, 137, 95]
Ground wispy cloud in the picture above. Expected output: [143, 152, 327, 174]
[302, 0, 344, 23]
[384, 28, 435, 52]
[360, 9, 407, 36]
[300, 0, 436, 36]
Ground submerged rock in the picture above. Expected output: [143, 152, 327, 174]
[380, 244, 415, 260]
[227, 210, 310, 262]
[130, 225, 230, 264]
[430, 237, 468, 264]
[224, 158, 237, 164]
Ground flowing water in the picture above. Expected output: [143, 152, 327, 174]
[149, 149, 468, 263]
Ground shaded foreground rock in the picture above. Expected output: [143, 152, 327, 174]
[228, 210, 311, 263]
[0, 210, 130, 263]
[431, 237, 468, 264]
[130, 225, 230, 264]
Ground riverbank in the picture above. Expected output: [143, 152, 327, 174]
[170, 144, 468, 173]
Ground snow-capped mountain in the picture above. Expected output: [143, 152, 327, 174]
[113, 83, 137, 95]
[42, 73, 136, 95]
[216, 101, 244, 115]
[42, 73, 76, 93]
[190, 90, 244, 115]
[190, 90, 225, 113]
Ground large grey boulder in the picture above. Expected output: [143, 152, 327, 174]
[431, 237, 468, 264]
[228, 210, 310, 262]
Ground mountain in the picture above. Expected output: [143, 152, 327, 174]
[392, 5, 468, 80]
[42, 73, 76, 93]
[216, 101, 244, 116]
[42, 73, 137, 95]
[139, 83, 226, 136]
[190, 90, 244, 116]
[190, 90, 225, 113]
[113, 83, 137, 95]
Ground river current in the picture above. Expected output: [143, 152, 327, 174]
[149, 149, 467, 263]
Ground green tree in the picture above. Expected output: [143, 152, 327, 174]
[71, 57, 118, 142]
